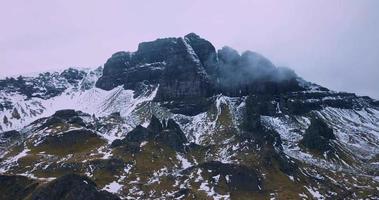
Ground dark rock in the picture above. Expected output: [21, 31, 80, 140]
[0, 130, 20, 139]
[154, 37, 214, 102]
[3, 115, 8, 124]
[96, 38, 182, 91]
[60, 68, 86, 84]
[112, 118, 188, 152]
[147, 115, 163, 134]
[30, 174, 120, 200]
[124, 125, 151, 143]
[53, 109, 78, 119]
[156, 119, 188, 152]
[110, 125, 151, 153]
[110, 139, 123, 148]
[187, 161, 262, 192]
[184, 33, 218, 76]
[96, 34, 215, 116]
[300, 118, 335, 152]
[11, 108, 21, 119]
[95, 52, 133, 90]
[159, 98, 212, 116]
[0, 175, 39, 200]
[173, 188, 192, 198]
[37, 110, 89, 130]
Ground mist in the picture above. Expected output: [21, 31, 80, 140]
[217, 46, 297, 90]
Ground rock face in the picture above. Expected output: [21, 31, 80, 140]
[95, 33, 307, 115]
[30, 174, 120, 200]
[184, 33, 218, 76]
[111, 116, 188, 152]
[95, 35, 215, 115]
[300, 118, 336, 152]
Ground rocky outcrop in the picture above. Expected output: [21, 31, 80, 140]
[154, 37, 214, 101]
[30, 174, 120, 200]
[111, 116, 188, 152]
[60, 68, 86, 84]
[300, 118, 336, 152]
[95, 35, 216, 115]
[37, 109, 90, 130]
[184, 161, 262, 193]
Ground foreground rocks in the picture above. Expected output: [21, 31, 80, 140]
[0, 174, 120, 200]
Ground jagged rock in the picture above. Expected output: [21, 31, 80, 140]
[61, 68, 86, 84]
[53, 109, 78, 118]
[37, 109, 88, 130]
[156, 119, 188, 152]
[300, 118, 336, 152]
[124, 125, 152, 143]
[186, 161, 262, 192]
[30, 174, 120, 200]
[95, 52, 133, 90]
[184, 33, 218, 76]
[11, 108, 20, 119]
[96, 38, 182, 91]
[147, 115, 163, 133]
[154, 38, 213, 101]
[95, 34, 215, 115]
[0, 130, 20, 140]
[3, 115, 8, 124]
[111, 118, 188, 152]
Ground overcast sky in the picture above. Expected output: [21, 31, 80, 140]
[0, 0, 378, 98]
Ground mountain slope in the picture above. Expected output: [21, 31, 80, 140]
[0, 33, 379, 199]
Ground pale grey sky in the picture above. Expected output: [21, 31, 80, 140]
[0, 0, 378, 98]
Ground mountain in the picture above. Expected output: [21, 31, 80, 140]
[0, 33, 379, 199]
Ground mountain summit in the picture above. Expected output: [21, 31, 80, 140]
[0, 33, 379, 199]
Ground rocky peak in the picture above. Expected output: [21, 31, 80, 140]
[184, 33, 218, 76]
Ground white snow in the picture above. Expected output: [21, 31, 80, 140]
[103, 181, 123, 194]
[176, 153, 192, 169]
[305, 186, 325, 200]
